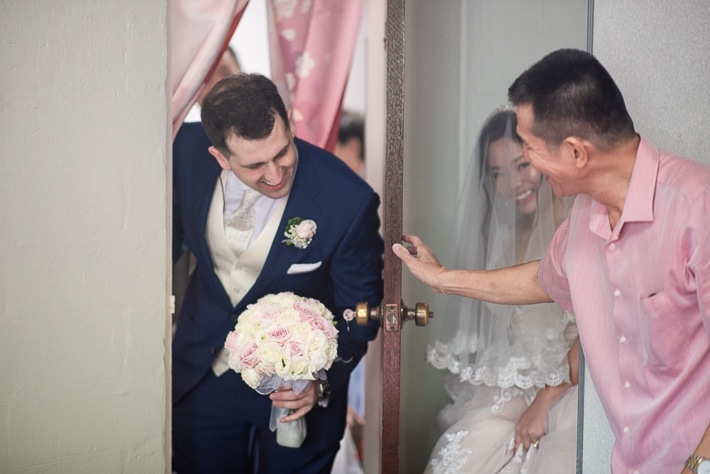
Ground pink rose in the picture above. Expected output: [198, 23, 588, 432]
[225, 331, 240, 352]
[259, 304, 280, 320]
[267, 325, 291, 344]
[310, 314, 338, 339]
[295, 220, 317, 239]
[286, 340, 305, 358]
[294, 301, 317, 321]
[238, 340, 260, 369]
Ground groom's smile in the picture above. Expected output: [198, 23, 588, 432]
[210, 114, 298, 200]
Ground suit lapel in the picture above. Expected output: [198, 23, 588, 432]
[238, 141, 323, 309]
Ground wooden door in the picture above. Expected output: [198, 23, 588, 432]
[359, 1, 433, 472]
[380, 0, 405, 472]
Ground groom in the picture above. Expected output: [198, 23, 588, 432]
[172, 73, 383, 473]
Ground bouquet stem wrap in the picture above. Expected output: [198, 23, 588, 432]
[259, 375, 312, 448]
[271, 404, 306, 448]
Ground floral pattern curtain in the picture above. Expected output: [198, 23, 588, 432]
[267, 0, 365, 151]
[171, 0, 250, 138]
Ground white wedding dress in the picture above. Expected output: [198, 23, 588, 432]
[425, 306, 578, 474]
[424, 108, 578, 474]
[426, 384, 578, 474]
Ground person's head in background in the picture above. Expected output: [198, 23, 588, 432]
[196, 46, 241, 107]
[334, 110, 365, 175]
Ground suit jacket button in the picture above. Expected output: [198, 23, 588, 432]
[210, 346, 216, 354]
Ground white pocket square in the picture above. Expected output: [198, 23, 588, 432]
[286, 262, 322, 274]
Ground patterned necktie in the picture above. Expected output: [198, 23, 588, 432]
[225, 188, 261, 258]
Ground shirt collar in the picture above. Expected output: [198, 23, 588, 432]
[588, 135, 658, 239]
[620, 135, 658, 224]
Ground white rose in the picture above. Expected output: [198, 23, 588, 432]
[274, 354, 292, 379]
[279, 308, 301, 325]
[325, 340, 338, 367]
[259, 342, 284, 367]
[290, 356, 312, 379]
[241, 368, 261, 389]
[308, 352, 329, 375]
[307, 332, 329, 372]
[291, 322, 312, 342]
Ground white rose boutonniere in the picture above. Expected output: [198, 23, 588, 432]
[283, 217, 317, 249]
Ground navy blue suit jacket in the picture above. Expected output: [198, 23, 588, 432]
[172, 122, 383, 446]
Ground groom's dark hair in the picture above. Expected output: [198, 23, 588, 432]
[202, 73, 290, 156]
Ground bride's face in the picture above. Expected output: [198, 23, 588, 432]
[487, 137, 541, 217]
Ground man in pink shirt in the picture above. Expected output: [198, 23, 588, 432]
[393, 49, 710, 474]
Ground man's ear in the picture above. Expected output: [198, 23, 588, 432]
[287, 109, 297, 137]
[563, 136, 590, 170]
[208, 146, 231, 170]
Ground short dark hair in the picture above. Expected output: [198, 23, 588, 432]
[508, 49, 635, 150]
[337, 110, 365, 160]
[201, 73, 290, 155]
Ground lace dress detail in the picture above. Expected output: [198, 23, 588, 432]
[429, 430, 472, 474]
[428, 309, 576, 393]
[491, 387, 523, 413]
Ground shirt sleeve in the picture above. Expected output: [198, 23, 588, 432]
[538, 217, 575, 312]
[688, 189, 710, 332]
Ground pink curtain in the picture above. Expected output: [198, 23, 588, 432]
[171, 0, 250, 138]
[267, 0, 364, 152]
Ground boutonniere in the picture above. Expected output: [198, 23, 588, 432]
[282, 217, 317, 249]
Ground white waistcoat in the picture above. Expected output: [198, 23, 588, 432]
[205, 171, 287, 375]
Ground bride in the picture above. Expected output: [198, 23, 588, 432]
[425, 108, 579, 474]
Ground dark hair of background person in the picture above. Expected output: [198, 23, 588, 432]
[195, 46, 242, 108]
[337, 110, 365, 162]
[508, 48, 636, 151]
[201, 73, 290, 155]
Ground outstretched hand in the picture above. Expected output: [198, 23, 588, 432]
[392, 235, 445, 292]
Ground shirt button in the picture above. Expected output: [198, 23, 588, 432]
[623, 426, 629, 434]
[610, 243, 616, 250]
[624, 381, 631, 389]
[619, 335, 627, 343]
[614, 289, 621, 297]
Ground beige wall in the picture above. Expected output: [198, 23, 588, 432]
[0, 1, 170, 472]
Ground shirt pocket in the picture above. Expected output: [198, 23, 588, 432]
[638, 291, 689, 371]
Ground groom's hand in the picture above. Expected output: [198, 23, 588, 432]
[270, 382, 318, 422]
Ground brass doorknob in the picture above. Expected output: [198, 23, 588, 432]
[355, 301, 380, 327]
[353, 301, 432, 329]
[406, 301, 431, 327]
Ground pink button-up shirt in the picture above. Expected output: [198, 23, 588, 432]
[539, 136, 710, 473]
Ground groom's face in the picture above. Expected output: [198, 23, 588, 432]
[210, 115, 298, 200]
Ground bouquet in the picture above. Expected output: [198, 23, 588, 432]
[224, 292, 338, 447]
